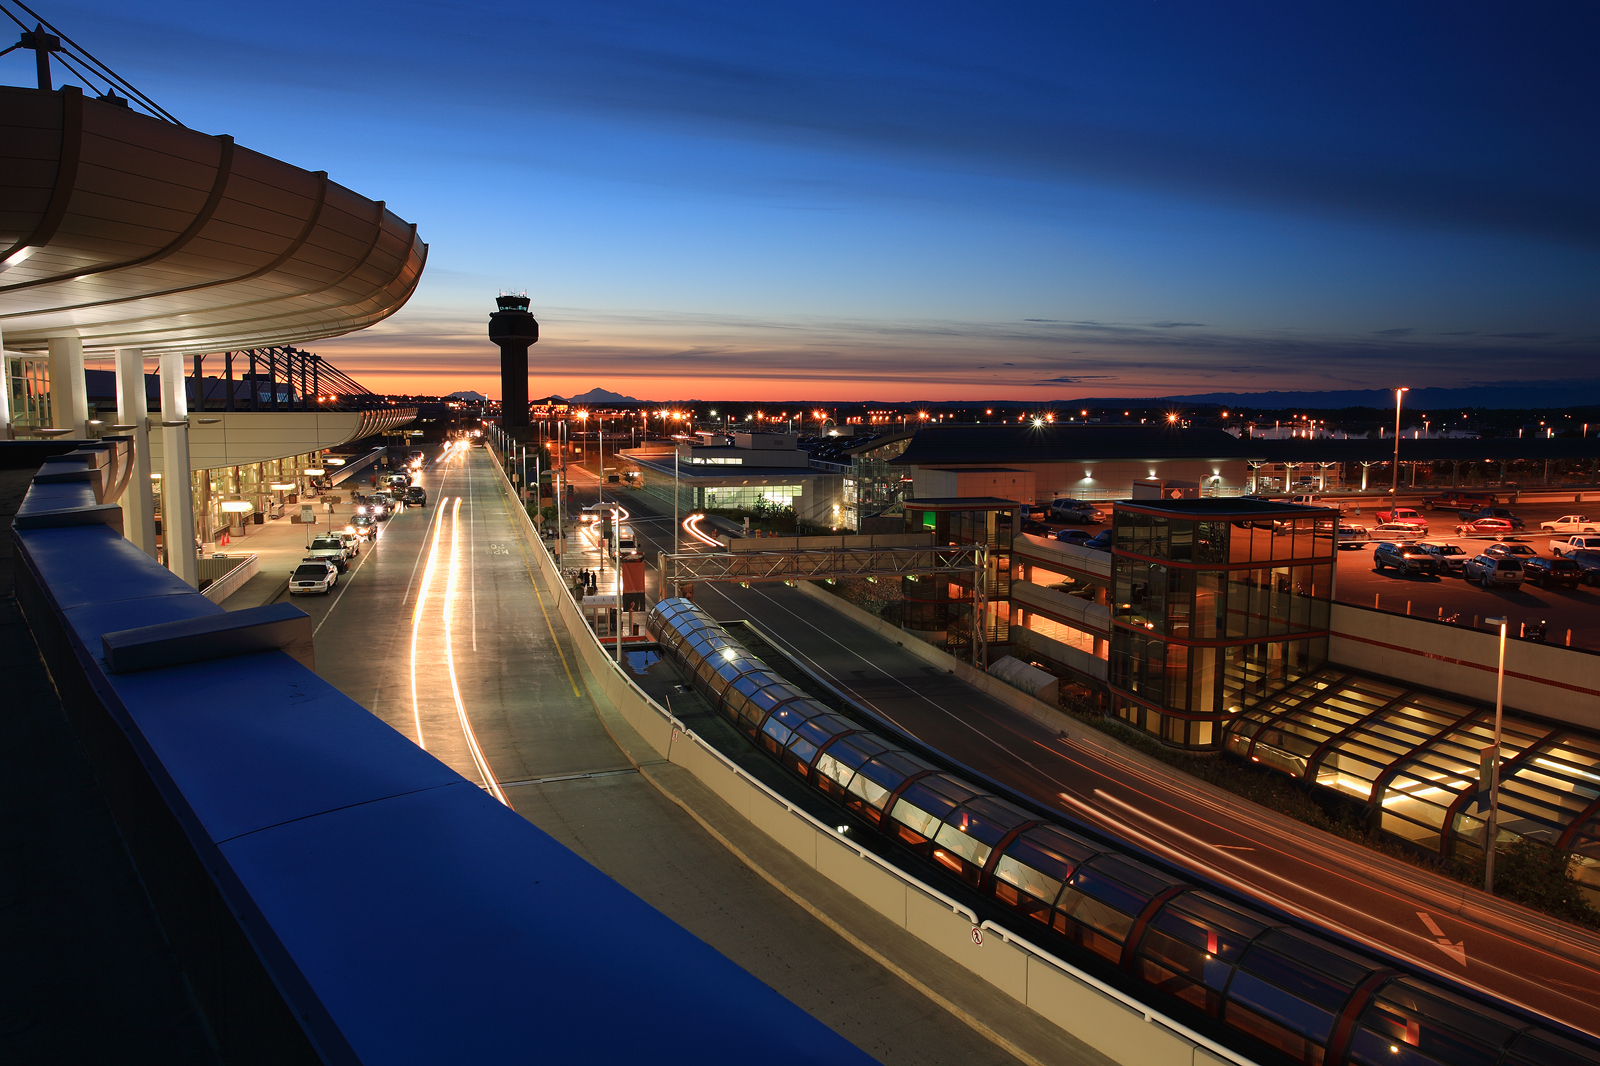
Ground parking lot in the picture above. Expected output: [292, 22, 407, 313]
[1030, 493, 1600, 651]
[1334, 495, 1600, 650]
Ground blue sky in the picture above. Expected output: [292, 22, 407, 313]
[9, 1, 1598, 400]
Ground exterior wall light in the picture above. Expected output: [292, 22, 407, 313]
[220, 501, 253, 513]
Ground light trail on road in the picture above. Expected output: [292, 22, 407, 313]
[408, 494, 449, 747]
[445, 496, 509, 806]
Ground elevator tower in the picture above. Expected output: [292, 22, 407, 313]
[488, 293, 538, 437]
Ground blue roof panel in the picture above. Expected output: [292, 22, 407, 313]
[220, 782, 872, 1064]
[110, 651, 463, 842]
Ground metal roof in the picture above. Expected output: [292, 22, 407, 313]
[1246, 437, 1600, 463]
[885, 425, 1600, 467]
[0, 85, 426, 355]
[889, 425, 1261, 465]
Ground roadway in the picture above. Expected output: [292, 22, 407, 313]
[600, 482, 1600, 1042]
[293, 444, 1043, 1066]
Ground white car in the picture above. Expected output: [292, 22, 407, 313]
[1541, 515, 1600, 533]
[290, 558, 339, 595]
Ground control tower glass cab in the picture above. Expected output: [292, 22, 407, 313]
[1107, 498, 1337, 750]
[488, 293, 538, 436]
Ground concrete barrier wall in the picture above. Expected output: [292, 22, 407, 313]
[483, 448, 1254, 1066]
[1329, 603, 1600, 730]
[201, 553, 260, 603]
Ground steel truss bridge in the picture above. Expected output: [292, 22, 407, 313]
[657, 545, 991, 663]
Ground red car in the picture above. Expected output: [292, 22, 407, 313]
[1455, 517, 1515, 539]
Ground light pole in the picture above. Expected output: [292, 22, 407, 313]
[673, 438, 680, 597]
[1390, 387, 1409, 497]
[598, 414, 605, 506]
[1483, 615, 1507, 894]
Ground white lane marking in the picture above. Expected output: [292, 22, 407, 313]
[1417, 911, 1468, 965]
[468, 448, 477, 652]
[445, 496, 508, 806]
[409, 495, 450, 747]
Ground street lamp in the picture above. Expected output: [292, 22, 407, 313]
[1390, 387, 1409, 497]
[1483, 615, 1507, 894]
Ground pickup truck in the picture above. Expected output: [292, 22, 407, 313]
[1540, 515, 1600, 534]
[1375, 506, 1427, 528]
[1421, 490, 1497, 510]
[1550, 534, 1600, 557]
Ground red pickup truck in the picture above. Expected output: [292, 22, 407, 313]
[1375, 506, 1428, 528]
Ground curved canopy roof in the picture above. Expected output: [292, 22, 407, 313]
[0, 85, 426, 355]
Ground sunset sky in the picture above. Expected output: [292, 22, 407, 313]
[13, 1, 1598, 401]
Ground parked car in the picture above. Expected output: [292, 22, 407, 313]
[1373, 542, 1438, 575]
[1567, 549, 1600, 586]
[1550, 534, 1600, 557]
[1422, 490, 1497, 510]
[1083, 530, 1114, 551]
[1540, 515, 1600, 534]
[1462, 553, 1525, 588]
[1048, 498, 1106, 524]
[1370, 522, 1426, 540]
[1021, 518, 1051, 535]
[1376, 506, 1427, 528]
[337, 530, 360, 556]
[1458, 507, 1524, 530]
[1416, 542, 1469, 574]
[290, 558, 338, 595]
[1484, 542, 1537, 560]
[1054, 529, 1095, 546]
[1456, 517, 1515, 539]
[306, 535, 350, 571]
[1336, 522, 1369, 547]
[404, 485, 428, 507]
[1524, 556, 1583, 589]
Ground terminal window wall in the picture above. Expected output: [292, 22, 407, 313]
[702, 484, 801, 511]
[5, 355, 51, 430]
[1225, 668, 1600, 905]
[848, 437, 912, 523]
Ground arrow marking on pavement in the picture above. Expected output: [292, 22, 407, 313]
[1417, 911, 1467, 965]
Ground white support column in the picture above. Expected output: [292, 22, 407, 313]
[115, 347, 158, 558]
[0, 325, 12, 438]
[47, 335, 88, 436]
[159, 350, 198, 587]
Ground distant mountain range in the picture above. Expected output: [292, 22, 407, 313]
[568, 387, 639, 404]
[446, 390, 487, 401]
[1150, 381, 1600, 411]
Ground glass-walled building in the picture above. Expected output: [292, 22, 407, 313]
[1108, 498, 1337, 749]
[902, 497, 1016, 651]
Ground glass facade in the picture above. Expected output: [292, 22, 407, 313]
[846, 435, 913, 527]
[902, 503, 1015, 648]
[1108, 503, 1336, 750]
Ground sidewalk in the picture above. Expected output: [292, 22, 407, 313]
[218, 490, 404, 610]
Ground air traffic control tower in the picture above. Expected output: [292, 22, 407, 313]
[488, 293, 538, 437]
